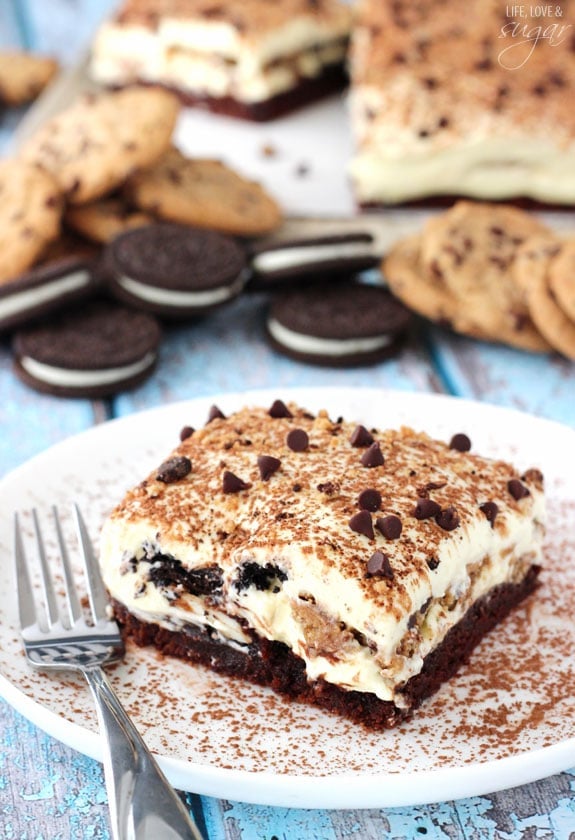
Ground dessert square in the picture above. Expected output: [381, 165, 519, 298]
[99, 399, 545, 728]
[349, 0, 575, 205]
[90, 0, 352, 120]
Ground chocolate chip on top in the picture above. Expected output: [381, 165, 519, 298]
[317, 480, 340, 496]
[376, 514, 402, 540]
[286, 428, 309, 452]
[156, 455, 192, 483]
[268, 398, 293, 419]
[349, 510, 374, 539]
[435, 506, 460, 531]
[222, 470, 250, 493]
[179, 425, 194, 441]
[350, 424, 374, 447]
[207, 404, 226, 423]
[413, 498, 441, 519]
[508, 478, 530, 500]
[257, 454, 281, 481]
[449, 433, 471, 452]
[360, 441, 384, 468]
[479, 501, 498, 526]
[357, 488, 382, 511]
[366, 550, 394, 580]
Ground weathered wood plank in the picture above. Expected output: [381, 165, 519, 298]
[113, 295, 442, 418]
[0, 702, 110, 839]
[425, 327, 575, 426]
[0, 340, 104, 478]
[16, 0, 116, 60]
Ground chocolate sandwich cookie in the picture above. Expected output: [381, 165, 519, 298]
[266, 282, 412, 366]
[0, 248, 100, 333]
[13, 300, 161, 398]
[247, 232, 381, 290]
[105, 223, 249, 317]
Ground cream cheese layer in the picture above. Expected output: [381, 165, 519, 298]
[91, 15, 348, 102]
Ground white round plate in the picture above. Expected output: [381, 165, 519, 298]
[1, 387, 574, 809]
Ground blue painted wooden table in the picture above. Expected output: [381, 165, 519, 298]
[1, 3, 575, 838]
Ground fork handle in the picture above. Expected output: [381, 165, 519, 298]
[83, 666, 205, 840]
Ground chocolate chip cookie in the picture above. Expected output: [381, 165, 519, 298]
[0, 159, 62, 284]
[125, 146, 282, 236]
[20, 87, 180, 204]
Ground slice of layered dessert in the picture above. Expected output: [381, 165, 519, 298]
[349, 0, 575, 205]
[99, 399, 545, 728]
[90, 0, 352, 120]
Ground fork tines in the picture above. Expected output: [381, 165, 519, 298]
[14, 505, 118, 640]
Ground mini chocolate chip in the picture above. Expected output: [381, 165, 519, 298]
[268, 399, 292, 418]
[349, 510, 374, 540]
[258, 455, 281, 481]
[508, 478, 530, 500]
[479, 501, 498, 526]
[449, 433, 471, 452]
[286, 428, 309, 452]
[358, 488, 382, 512]
[156, 456, 192, 483]
[207, 404, 226, 423]
[292, 483, 302, 492]
[427, 557, 440, 570]
[317, 481, 340, 496]
[413, 498, 441, 519]
[179, 425, 194, 441]
[360, 442, 384, 468]
[367, 550, 394, 579]
[376, 514, 403, 540]
[222, 470, 250, 493]
[417, 480, 446, 497]
[349, 424, 374, 447]
[435, 506, 460, 531]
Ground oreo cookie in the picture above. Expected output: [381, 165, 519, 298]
[105, 222, 249, 317]
[12, 300, 161, 397]
[248, 232, 381, 290]
[0, 237, 101, 334]
[266, 282, 412, 367]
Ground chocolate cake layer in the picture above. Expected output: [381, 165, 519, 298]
[152, 64, 348, 121]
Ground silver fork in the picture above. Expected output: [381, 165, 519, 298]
[14, 504, 205, 840]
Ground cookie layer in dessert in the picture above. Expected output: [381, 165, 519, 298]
[99, 400, 545, 727]
[349, 0, 575, 205]
[90, 0, 352, 120]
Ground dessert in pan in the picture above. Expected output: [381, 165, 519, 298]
[349, 0, 575, 205]
[100, 399, 545, 729]
[90, 0, 353, 120]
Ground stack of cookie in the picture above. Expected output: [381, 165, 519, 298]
[383, 201, 575, 360]
[0, 85, 284, 396]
